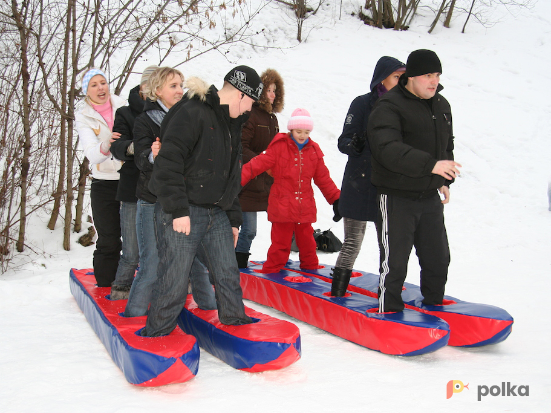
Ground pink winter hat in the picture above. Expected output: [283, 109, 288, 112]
[287, 108, 314, 131]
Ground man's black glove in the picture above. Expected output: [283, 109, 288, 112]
[350, 132, 367, 153]
[332, 199, 342, 222]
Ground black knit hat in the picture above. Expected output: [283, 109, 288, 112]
[224, 65, 264, 101]
[406, 49, 442, 77]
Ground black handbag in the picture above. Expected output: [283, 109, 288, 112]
[313, 229, 342, 253]
[290, 229, 342, 253]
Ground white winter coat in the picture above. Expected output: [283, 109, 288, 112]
[76, 94, 126, 180]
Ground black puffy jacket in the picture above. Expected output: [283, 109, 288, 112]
[149, 79, 245, 228]
[133, 99, 164, 203]
[367, 76, 455, 199]
[111, 85, 144, 202]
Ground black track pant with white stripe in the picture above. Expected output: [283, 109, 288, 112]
[376, 193, 450, 312]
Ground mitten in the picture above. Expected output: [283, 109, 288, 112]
[332, 199, 342, 222]
[351, 132, 366, 153]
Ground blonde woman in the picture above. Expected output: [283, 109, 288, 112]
[125, 67, 216, 317]
[76, 68, 126, 287]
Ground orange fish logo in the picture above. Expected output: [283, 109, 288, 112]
[447, 380, 469, 399]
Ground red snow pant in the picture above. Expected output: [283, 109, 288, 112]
[261, 222, 319, 273]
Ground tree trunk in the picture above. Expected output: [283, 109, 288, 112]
[47, 1, 72, 231]
[12, 1, 32, 253]
[394, 0, 408, 30]
[74, 158, 89, 234]
[462, 0, 476, 33]
[377, 0, 383, 28]
[444, 0, 456, 28]
[406, 0, 420, 26]
[64, 0, 78, 251]
[428, 0, 448, 34]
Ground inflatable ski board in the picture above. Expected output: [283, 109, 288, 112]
[240, 264, 450, 356]
[283, 261, 514, 347]
[70, 269, 199, 386]
[178, 295, 301, 372]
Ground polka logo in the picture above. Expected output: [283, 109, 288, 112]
[447, 380, 469, 399]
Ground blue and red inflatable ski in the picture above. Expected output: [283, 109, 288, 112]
[71, 268, 301, 386]
[70, 269, 199, 386]
[240, 263, 450, 356]
[283, 261, 514, 347]
[178, 295, 301, 372]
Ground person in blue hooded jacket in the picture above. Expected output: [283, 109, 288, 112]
[331, 56, 406, 297]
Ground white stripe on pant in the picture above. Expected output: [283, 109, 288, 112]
[378, 194, 389, 313]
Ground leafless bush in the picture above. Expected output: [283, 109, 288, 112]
[0, 0, 264, 271]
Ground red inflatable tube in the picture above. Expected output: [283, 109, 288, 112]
[70, 269, 199, 386]
[240, 265, 450, 356]
[283, 261, 514, 347]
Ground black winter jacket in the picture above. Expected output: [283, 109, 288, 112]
[133, 99, 164, 203]
[338, 56, 405, 222]
[367, 76, 455, 199]
[149, 80, 245, 228]
[111, 85, 144, 202]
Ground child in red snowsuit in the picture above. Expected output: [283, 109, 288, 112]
[241, 108, 340, 273]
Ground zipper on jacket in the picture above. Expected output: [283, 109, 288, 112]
[214, 122, 234, 206]
[298, 150, 303, 206]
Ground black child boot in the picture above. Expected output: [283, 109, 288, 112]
[330, 267, 352, 297]
[235, 252, 251, 269]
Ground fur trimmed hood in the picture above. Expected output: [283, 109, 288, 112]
[257, 68, 284, 114]
[184, 76, 210, 102]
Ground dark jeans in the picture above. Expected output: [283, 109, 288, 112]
[376, 193, 450, 312]
[113, 201, 139, 287]
[143, 205, 251, 337]
[235, 211, 257, 253]
[124, 199, 159, 317]
[125, 201, 217, 317]
[90, 179, 121, 287]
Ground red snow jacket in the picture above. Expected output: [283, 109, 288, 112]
[242, 132, 340, 223]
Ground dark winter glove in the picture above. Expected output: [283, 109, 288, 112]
[332, 199, 342, 222]
[351, 132, 367, 153]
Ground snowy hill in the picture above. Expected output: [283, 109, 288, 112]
[1, 1, 550, 412]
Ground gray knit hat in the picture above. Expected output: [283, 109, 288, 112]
[141, 65, 159, 85]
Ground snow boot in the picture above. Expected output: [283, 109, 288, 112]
[110, 284, 131, 300]
[235, 252, 251, 269]
[330, 267, 352, 297]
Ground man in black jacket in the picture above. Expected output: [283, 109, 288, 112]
[142, 66, 263, 337]
[367, 50, 462, 313]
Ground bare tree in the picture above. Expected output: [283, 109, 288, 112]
[10, 1, 33, 253]
[444, 0, 457, 27]
[359, 0, 420, 30]
[462, 0, 476, 33]
[428, 0, 448, 33]
[0, 0, 266, 270]
[431, 0, 534, 33]
[274, 0, 323, 42]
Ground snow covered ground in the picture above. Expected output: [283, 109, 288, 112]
[1, 1, 550, 412]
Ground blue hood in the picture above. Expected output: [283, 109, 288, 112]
[369, 56, 406, 91]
